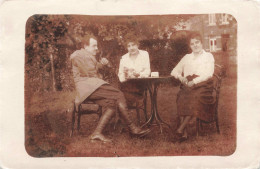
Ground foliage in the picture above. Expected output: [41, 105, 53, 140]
[25, 15, 194, 93]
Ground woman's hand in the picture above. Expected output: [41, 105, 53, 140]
[133, 71, 140, 77]
[187, 80, 195, 87]
[179, 76, 188, 85]
[124, 67, 136, 79]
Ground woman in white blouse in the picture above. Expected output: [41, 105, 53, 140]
[171, 32, 215, 142]
[118, 35, 151, 106]
[118, 39, 151, 82]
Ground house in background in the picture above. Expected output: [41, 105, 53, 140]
[175, 14, 237, 58]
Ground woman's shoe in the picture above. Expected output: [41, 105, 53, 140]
[175, 129, 183, 138]
[178, 135, 188, 143]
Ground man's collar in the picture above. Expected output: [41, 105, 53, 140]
[82, 48, 93, 57]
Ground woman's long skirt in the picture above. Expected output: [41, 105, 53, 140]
[177, 79, 216, 122]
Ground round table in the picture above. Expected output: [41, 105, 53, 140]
[126, 76, 179, 133]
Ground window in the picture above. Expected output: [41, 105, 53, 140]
[220, 14, 229, 25]
[209, 37, 217, 52]
[208, 14, 216, 26]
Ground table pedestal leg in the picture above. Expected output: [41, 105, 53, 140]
[141, 82, 172, 133]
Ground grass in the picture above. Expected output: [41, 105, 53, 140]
[25, 63, 237, 157]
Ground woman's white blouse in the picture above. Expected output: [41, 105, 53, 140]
[118, 50, 151, 82]
[171, 50, 215, 84]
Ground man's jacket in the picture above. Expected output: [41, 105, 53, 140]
[70, 49, 107, 105]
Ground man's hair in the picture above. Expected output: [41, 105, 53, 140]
[188, 32, 202, 44]
[80, 34, 97, 48]
[123, 33, 140, 48]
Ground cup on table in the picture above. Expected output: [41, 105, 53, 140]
[151, 72, 159, 77]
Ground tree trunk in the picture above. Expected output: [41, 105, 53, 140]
[50, 53, 56, 92]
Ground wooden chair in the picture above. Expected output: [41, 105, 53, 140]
[70, 100, 102, 137]
[127, 89, 148, 125]
[196, 64, 225, 136]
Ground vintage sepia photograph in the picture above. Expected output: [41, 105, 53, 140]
[24, 14, 237, 157]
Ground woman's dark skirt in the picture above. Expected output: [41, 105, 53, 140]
[119, 81, 146, 106]
[177, 79, 216, 122]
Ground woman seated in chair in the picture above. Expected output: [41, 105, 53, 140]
[171, 32, 215, 142]
[118, 34, 151, 109]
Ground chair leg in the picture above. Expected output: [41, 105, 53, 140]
[143, 90, 148, 121]
[200, 120, 203, 130]
[136, 103, 141, 125]
[113, 106, 121, 131]
[196, 118, 200, 137]
[98, 106, 102, 119]
[70, 102, 76, 137]
[77, 105, 81, 131]
[216, 116, 220, 134]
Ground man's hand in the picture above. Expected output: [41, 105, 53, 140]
[100, 57, 109, 65]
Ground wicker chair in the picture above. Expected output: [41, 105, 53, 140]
[196, 64, 225, 136]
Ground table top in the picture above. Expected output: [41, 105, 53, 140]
[126, 76, 179, 84]
[127, 75, 172, 79]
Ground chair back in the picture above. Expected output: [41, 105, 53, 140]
[213, 64, 225, 95]
[212, 64, 225, 119]
[196, 64, 225, 135]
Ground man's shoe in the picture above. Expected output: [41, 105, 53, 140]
[90, 133, 113, 143]
[128, 124, 151, 137]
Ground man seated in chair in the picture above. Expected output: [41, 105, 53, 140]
[70, 34, 150, 143]
[118, 34, 151, 115]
